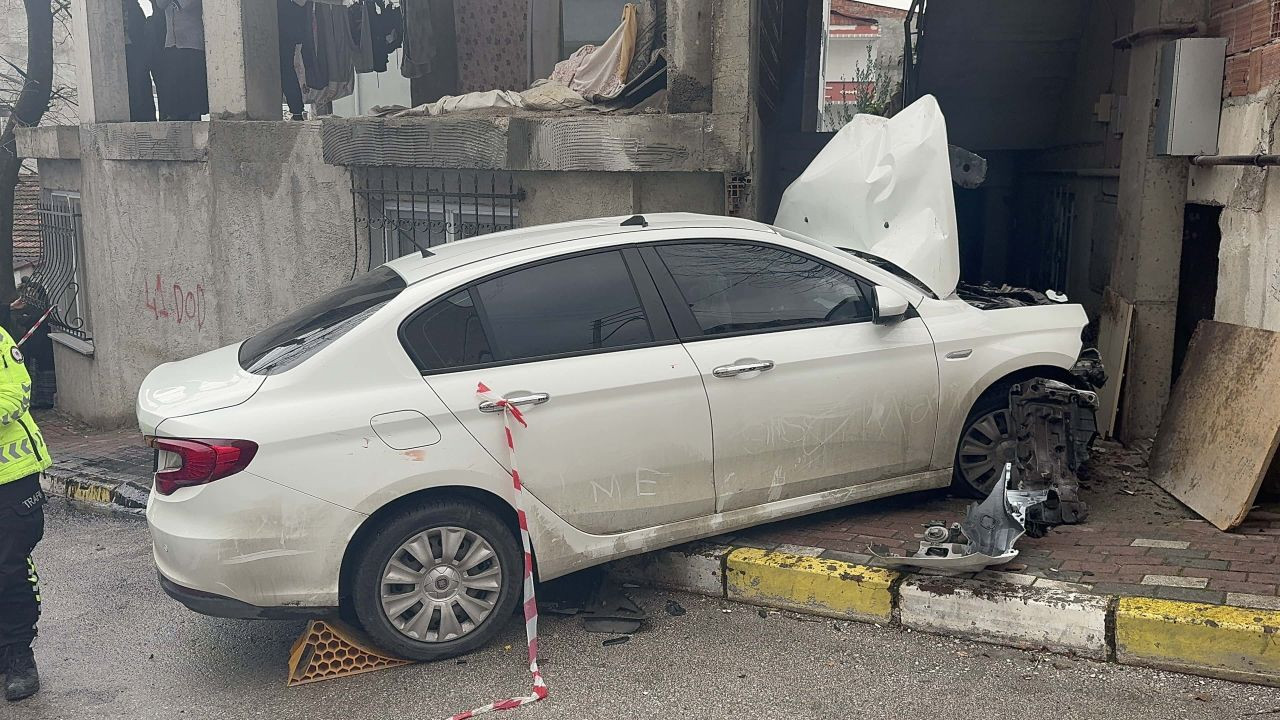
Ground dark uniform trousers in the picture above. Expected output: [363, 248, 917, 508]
[0, 474, 44, 649]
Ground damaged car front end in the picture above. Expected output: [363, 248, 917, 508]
[875, 371, 1103, 571]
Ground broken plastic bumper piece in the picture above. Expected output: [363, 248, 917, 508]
[872, 464, 1047, 571]
[873, 375, 1102, 572]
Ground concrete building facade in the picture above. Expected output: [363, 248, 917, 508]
[17, 0, 775, 426]
[16, 0, 1274, 448]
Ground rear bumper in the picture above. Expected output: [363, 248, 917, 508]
[147, 470, 365, 610]
[158, 571, 334, 620]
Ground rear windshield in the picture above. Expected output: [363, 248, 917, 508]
[239, 267, 406, 375]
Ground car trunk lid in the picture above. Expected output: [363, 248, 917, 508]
[774, 94, 960, 299]
[136, 343, 265, 435]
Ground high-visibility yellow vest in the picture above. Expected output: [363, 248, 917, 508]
[0, 326, 50, 485]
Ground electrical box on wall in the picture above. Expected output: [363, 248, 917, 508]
[1155, 37, 1227, 156]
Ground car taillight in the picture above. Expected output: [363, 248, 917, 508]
[145, 437, 258, 496]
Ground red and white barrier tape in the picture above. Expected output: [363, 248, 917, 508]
[446, 383, 548, 720]
[16, 305, 55, 348]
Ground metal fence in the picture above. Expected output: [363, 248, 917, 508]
[352, 168, 525, 270]
[23, 196, 91, 341]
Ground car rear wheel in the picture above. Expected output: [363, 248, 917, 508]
[350, 500, 522, 661]
[953, 386, 1015, 498]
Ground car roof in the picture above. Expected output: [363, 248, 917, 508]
[385, 212, 777, 284]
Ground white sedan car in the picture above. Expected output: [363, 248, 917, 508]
[138, 99, 1096, 660]
[139, 211, 1094, 659]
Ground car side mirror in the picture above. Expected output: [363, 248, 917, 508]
[872, 286, 910, 325]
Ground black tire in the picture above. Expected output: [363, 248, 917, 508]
[952, 384, 1014, 498]
[349, 500, 522, 662]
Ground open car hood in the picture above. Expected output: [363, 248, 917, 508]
[775, 94, 960, 298]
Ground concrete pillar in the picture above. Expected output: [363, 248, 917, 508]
[1109, 0, 1209, 440]
[70, 0, 129, 122]
[204, 0, 282, 120]
[668, 0, 714, 113]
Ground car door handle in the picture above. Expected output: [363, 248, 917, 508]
[478, 393, 550, 413]
[712, 361, 775, 378]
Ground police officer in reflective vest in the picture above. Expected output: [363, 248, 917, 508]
[0, 324, 50, 701]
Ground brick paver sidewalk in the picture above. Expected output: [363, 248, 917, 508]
[36, 410, 152, 507]
[729, 440, 1280, 609]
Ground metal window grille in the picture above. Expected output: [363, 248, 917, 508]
[1044, 187, 1075, 291]
[23, 193, 91, 341]
[726, 173, 751, 216]
[352, 168, 525, 270]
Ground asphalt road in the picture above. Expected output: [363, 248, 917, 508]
[7, 500, 1280, 720]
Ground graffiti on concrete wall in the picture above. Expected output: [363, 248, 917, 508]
[144, 273, 207, 329]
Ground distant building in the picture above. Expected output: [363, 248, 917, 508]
[12, 174, 41, 285]
[821, 0, 907, 128]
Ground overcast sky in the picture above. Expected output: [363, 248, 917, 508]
[865, 0, 914, 9]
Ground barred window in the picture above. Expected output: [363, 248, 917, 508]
[24, 191, 91, 354]
[352, 168, 524, 269]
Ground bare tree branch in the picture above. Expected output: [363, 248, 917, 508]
[0, 0, 56, 320]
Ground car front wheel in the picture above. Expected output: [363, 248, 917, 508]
[953, 386, 1015, 498]
[350, 500, 522, 661]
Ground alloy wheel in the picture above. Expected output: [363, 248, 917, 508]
[379, 526, 503, 643]
[957, 408, 1013, 496]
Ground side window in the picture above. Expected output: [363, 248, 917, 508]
[403, 250, 658, 373]
[655, 242, 873, 337]
[402, 290, 494, 372]
[476, 250, 653, 361]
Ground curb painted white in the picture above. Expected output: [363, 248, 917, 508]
[898, 575, 1110, 659]
[609, 543, 730, 597]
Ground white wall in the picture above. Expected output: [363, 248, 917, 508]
[330, 49, 413, 117]
[824, 35, 877, 84]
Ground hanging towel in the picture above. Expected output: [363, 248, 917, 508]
[351, 1, 377, 73]
[161, 0, 204, 50]
[303, 2, 357, 105]
[400, 0, 437, 78]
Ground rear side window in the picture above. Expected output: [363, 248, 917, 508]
[476, 251, 652, 361]
[656, 242, 872, 337]
[401, 290, 494, 371]
[401, 250, 654, 372]
[239, 266, 405, 375]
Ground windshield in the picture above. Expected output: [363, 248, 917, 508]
[838, 247, 937, 299]
[238, 267, 406, 375]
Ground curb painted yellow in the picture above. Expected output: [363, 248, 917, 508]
[66, 481, 114, 505]
[40, 473, 139, 512]
[724, 547, 898, 622]
[1115, 597, 1280, 686]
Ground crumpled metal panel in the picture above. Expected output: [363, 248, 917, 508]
[775, 95, 960, 298]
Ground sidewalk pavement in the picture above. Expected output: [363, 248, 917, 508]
[724, 440, 1280, 609]
[37, 410, 152, 511]
[33, 411, 1280, 685]
[611, 441, 1280, 686]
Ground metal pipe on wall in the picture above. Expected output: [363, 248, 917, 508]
[1190, 154, 1280, 167]
[1112, 21, 1206, 50]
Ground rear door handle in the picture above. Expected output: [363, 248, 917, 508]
[479, 393, 550, 413]
[712, 360, 775, 378]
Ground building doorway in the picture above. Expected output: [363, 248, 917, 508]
[1172, 203, 1222, 383]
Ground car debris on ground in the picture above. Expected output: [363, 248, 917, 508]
[874, 375, 1102, 571]
[539, 570, 649, 638]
